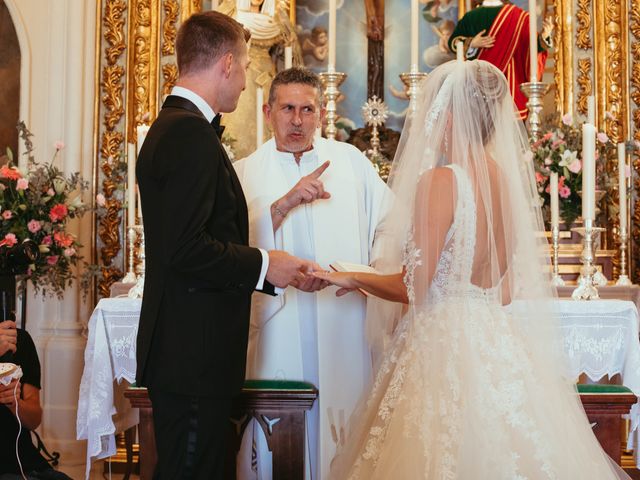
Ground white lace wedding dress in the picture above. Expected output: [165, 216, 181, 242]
[330, 164, 630, 479]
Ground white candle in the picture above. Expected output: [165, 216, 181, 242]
[581, 123, 596, 221]
[127, 142, 136, 228]
[284, 45, 293, 69]
[618, 143, 627, 231]
[456, 40, 464, 62]
[328, 0, 337, 72]
[529, 0, 538, 81]
[137, 186, 143, 221]
[550, 171, 559, 229]
[587, 96, 595, 125]
[256, 86, 264, 148]
[411, 0, 419, 69]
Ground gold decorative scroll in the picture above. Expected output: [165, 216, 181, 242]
[162, 64, 178, 97]
[128, 0, 160, 135]
[181, 0, 201, 21]
[576, 58, 592, 116]
[95, 0, 128, 297]
[162, 0, 179, 56]
[575, 0, 591, 50]
[630, 0, 640, 280]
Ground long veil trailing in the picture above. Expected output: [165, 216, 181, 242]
[332, 60, 630, 479]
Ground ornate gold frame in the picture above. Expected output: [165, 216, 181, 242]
[552, 0, 637, 280]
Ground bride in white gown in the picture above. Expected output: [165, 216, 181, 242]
[315, 60, 631, 479]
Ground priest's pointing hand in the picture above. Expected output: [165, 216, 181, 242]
[270, 160, 331, 231]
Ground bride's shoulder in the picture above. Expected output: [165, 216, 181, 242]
[417, 166, 456, 194]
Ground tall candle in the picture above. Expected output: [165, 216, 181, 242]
[136, 124, 149, 154]
[328, 0, 337, 71]
[550, 171, 559, 229]
[411, 0, 419, 68]
[581, 123, 596, 221]
[587, 96, 595, 125]
[456, 40, 464, 62]
[618, 143, 627, 231]
[256, 86, 264, 148]
[529, 0, 538, 81]
[137, 186, 143, 221]
[127, 142, 136, 228]
[284, 45, 293, 69]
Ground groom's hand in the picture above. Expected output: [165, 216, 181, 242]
[294, 263, 330, 292]
[266, 250, 315, 289]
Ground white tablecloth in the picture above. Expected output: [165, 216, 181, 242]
[76, 298, 142, 479]
[76, 298, 640, 475]
[556, 299, 640, 466]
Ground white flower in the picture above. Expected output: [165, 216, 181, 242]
[558, 149, 578, 167]
[223, 143, 235, 161]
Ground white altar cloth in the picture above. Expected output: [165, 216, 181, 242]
[76, 298, 640, 474]
[76, 298, 142, 479]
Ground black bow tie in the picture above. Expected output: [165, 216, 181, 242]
[211, 114, 225, 139]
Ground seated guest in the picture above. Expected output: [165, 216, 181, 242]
[0, 320, 71, 480]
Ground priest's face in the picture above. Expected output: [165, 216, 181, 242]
[264, 83, 325, 154]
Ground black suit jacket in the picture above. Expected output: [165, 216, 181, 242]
[135, 95, 272, 397]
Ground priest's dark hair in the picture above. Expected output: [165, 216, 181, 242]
[176, 11, 251, 76]
[268, 67, 325, 106]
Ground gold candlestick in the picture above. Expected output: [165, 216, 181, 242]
[616, 228, 632, 286]
[121, 226, 137, 284]
[127, 225, 145, 299]
[571, 220, 605, 300]
[520, 81, 550, 141]
[399, 68, 428, 114]
[319, 71, 347, 140]
[551, 226, 565, 286]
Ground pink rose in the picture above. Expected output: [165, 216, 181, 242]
[47, 188, 55, 196]
[42, 235, 52, 246]
[543, 132, 554, 141]
[561, 113, 573, 126]
[559, 185, 571, 198]
[27, 220, 41, 233]
[63, 247, 76, 257]
[535, 172, 546, 184]
[53, 140, 65, 150]
[597, 132, 609, 143]
[568, 159, 582, 174]
[1, 234, 17, 248]
[2, 210, 12, 220]
[46, 255, 59, 265]
[96, 193, 106, 207]
[551, 139, 566, 149]
[16, 178, 28, 191]
[49, 203, 68, 222]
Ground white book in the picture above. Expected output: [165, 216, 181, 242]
[329, 261, 381, 297]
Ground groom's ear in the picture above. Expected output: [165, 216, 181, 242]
[318, 106, 327, 128]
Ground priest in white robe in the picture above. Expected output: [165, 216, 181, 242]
[234, 67, 387, 480]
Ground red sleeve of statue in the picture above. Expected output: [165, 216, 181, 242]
[478, 5, 547, 120]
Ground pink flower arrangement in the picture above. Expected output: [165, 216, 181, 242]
[532, 114, 615, 227]
[0, 122, 91, 297]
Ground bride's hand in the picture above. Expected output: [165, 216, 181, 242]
[312, 271, 359, 296]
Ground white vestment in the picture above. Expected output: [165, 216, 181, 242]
[234, 137, 387, 480]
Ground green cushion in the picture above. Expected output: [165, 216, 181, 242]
[243, 379, 316, 391]
[577, 384, 633, 394]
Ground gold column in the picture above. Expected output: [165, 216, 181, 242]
[630, 0, 640, 280]
[94, 0, 203, 297]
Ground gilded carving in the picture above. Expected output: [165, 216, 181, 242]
[130, 0, 159, 127]
[162, 63, 178, 97]
[162, 0, 179, 56]
[602, 1, 623, 143]
[104, 1, 127, 64]
[575, 0, 591, 50]
[631, 0, 640, 280]
[576, 58, 591, 116]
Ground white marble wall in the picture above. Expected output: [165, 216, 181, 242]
[5, 0, 97, 469]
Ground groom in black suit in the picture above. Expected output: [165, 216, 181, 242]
[135, 11, 314, 479]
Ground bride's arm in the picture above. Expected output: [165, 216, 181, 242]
[315, 167, 456, 304]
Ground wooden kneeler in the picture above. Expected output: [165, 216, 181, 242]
[125, 380, 318, 480]
[578, 384, 637, 465]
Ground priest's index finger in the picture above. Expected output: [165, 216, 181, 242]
[309, 160, 330, 179]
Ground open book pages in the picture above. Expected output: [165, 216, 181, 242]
[329, 261, 381, 297]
